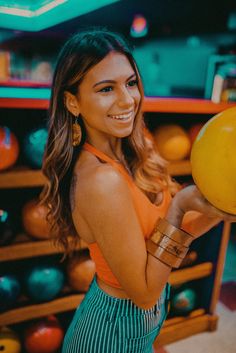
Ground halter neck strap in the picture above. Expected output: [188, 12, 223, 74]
[83, 142, 132, 179]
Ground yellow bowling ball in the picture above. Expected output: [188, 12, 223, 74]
[154, 124, 191, 161]
[190, 106, 236, 215]
[0, 326, 21, 353]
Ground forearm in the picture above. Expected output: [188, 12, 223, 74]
[143, 253, 172, 308]
[140, 191, 222, 309]
[141, 200, 185, 309]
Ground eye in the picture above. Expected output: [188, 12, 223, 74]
[127, 79, 138, 87]
[99, 86, 113, 93]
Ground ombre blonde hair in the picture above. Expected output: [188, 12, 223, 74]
[41, 28, 178, 253]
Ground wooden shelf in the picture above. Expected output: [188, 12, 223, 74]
[163, 308, 206, 327]
[0, 238, 87, 262]
[0, 160, 191, 189]
[0, 263, 213, 326]
[0, 168, 46, 188]
[0, 80, 51, 87]
[0, 97, 49, 109]
[169, 262, 213, 286]
[0, 294, 84, 326]
[167, 159, 191, 176]
[155, 313, 218, 347]
[143, 97, 236, 114]
[0, 96, 235, 113]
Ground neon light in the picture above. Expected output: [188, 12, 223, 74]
[36, 0, 68, 16]
[0, 7, 32, 17]
[130, 15, 148, 38]
[0, 0, 120, 31]
[133, 15, 147, 32]
[0, 0, 67, 17]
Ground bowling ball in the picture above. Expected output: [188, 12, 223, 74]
[0, 326, 21, 353]
[67, 251, 95, 292]
[191, 107, 236, 215]
[153, 124, 191, 161]
[23, 126, 48, 168]
[22, 199, 51, 239]
[0, 126, 19, 171]
[0, 274, 21, 311]
[0, 208, 16, 245]
[24, 263, 64, 302]
[171, 288, 197, 315]
[24, 315, 64, 353]
[188, 123, 205, 145]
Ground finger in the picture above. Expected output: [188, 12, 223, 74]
[202, 201, 236, 221]
[223, 214, 236, 222]
[213, 209, 236, 222]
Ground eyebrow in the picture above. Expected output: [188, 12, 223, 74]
[93, 73, 137, 88]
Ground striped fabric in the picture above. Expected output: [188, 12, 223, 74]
[62, 276, 170, 353]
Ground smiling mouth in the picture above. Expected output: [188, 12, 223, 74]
[108, 111, 134, 121]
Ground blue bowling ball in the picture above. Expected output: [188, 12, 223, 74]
[0, 209, 16, 245]
[23, 126, 48, 168]
[0, 274, 21, 311]
[24, 264, 65, 302]
[171, 288, 197, 315]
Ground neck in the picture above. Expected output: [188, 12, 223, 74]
[86, 138, 123, 161]
[85, 140, 132, 176]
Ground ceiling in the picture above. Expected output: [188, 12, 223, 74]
[0, 0, 236, 44]
[45, 0, 236, 38]
[0, 0, 120, 31]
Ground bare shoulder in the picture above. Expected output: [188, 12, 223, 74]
[74, 153, 131, 216]
[78, 164, 130, 207]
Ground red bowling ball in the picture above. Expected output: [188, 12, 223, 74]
[188, 123, 205, 145]
[24, 315, 64, 353]
[0, 126, 19, 171]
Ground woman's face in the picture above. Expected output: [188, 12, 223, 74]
[73, 51, 141, 142]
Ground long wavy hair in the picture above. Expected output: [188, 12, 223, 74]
[41, 28, 178, 253]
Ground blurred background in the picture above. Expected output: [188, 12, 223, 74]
[0, 2, 236, 353]
[0, 0, 236, 100]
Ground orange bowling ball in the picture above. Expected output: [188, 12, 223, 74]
[22, 199, 51, 239]
[67, 251, 96, 292]
[0, 126, 19, 171]
[191, 107, 236, 215]
[0, 326, 21, 353]
[153, 124, 191, 161]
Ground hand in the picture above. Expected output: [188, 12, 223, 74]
[166, 184, 236, 228]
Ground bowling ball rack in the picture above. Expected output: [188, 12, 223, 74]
[0, 95, 234, 348]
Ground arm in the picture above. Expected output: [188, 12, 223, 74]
[76, 174, 235, 310]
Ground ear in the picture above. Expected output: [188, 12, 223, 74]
[64, 91, 80, 116]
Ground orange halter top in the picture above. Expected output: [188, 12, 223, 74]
[83, 142, 172, 289]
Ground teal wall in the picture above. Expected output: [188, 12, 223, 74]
[133, 33, 236, 97]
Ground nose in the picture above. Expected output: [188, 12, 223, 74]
[117, 87, 135, 109]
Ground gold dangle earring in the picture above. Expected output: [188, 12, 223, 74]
[72, 115, 82, 146]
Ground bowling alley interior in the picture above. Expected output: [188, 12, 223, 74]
[0, 1, 236, 352]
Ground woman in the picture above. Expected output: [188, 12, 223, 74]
[41, 28, 236, 353]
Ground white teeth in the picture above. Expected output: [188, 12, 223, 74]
[109, 112, 133, 120]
